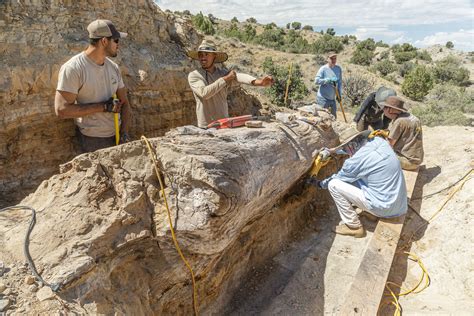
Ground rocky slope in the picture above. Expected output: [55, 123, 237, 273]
[0, 0, 260, 206]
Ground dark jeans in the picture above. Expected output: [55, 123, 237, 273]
[356, 116, 391, 132]
[76, 128, 115, 153]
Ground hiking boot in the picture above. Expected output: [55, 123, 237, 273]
[332, 224, 366, 238]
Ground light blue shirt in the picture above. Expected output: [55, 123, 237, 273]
[321, 137, 407, 217]
[314, 64, 342, 101]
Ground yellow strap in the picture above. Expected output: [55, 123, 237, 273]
[369, 129, 390, 139]
[309, 154, 331, 177]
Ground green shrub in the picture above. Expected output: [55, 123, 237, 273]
[311, 34, 344, 54]
[398, 61, 415, 77]
[401, 65, 433, 101]
[351, 49, 374, 66]
[231, 17, 239, 23]
[192, 12, 215, 35]
[326, 28, 336, 36]
[302, 25, 314, 31]
[392, 43, 417, 63]
[411, 84, 473, 126]
[379, 50, 390, 60]
[246, 17, 257, 23]
[291, 22, 302, 30]
[375, 59, 397, 76]
[376, 40, 389, 48]
[416, 50, 432, 61]
[432, 55, 470, 86]
[313, 54, 326, 65]
[446, 41, 454, 49]
[262, 57, 309, 107]
[357, 38, 376, 51]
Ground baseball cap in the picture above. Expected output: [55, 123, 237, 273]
[87, 19, 127, 39]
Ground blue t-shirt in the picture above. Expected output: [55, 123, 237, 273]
[314, 64, 342, 101]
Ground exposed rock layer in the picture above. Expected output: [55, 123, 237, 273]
[1, 120, 340, 314]
[0, 0, 260, 205]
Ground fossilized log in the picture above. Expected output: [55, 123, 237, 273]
[1, 120, 341, 314]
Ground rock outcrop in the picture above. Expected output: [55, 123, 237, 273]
[0, 0, 261, 206]
[1, 118, 341, 314]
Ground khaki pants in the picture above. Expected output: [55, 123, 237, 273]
[397, 155, 419, 171]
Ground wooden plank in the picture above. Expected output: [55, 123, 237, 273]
[339, 168, 419, 315]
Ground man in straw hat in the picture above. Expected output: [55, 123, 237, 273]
[353, 86, 396, 132]
[187, 40, 273, 128]
[314, 52, 342, 118]
[55, 19, 131, 152]
[381, 96, 424, 170]
[308, 128, 407, 237]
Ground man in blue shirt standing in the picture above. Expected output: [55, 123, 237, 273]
[314, 52, 342, 118]
[309, 129, 407, 238]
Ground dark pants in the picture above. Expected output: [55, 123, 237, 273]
[356, 116, 391, 132]
[76, 128, 115, 153]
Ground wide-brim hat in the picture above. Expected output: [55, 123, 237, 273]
[380, 96, 408, 112]
[339, 128, 371, 147]
[187, 40, 228, 63]
[375, 86, 397, 104]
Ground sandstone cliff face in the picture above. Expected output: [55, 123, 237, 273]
[0, 118, 340, 314]
[0, 0, 259, 206]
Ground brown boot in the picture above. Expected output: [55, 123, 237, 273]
[333, 224, 366, 238]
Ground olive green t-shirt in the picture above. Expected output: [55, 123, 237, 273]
[389, 113, 424, 165]
[57, 52, 125, 137]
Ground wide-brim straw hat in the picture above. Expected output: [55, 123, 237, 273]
[338, 128, 371, 147]
[187, 40, 228, 63]
[380, 96, 408, 112]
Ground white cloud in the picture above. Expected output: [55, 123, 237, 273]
[156, 0, 473, 27]
[415, 29, 474, 51]
[354, 27, 405, 42]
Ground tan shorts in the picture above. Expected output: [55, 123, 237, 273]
[397, 155, 419, 171]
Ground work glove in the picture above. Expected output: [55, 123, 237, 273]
[305, 177, 322, 188]
[120, 132, 131, 144]
[103, 97, 121, 113]
[329, 77, 338, 83]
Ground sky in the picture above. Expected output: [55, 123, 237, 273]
[155, 0, 474, 52]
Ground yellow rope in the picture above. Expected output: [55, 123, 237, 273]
[382, 252, 430, 315]
[140, 136, 199, 316]
[407, 168, 473, 245]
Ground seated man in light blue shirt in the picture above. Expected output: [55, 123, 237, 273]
[314, 52, 342, 118]
[310, 129, 407, 237]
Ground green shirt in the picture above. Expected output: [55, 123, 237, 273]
[389, 113, 424, 165]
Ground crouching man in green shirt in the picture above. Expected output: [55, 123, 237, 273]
[382, 96, 424, 170]
[187, 40, 273, 128]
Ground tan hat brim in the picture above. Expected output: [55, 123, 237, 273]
[187, 50, 228, 63]
[380, 102, 408, 112]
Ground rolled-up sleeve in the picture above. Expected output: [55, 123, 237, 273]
[188, 71, 228, 100]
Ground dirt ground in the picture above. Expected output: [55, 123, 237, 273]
[225, 124, 474, 315]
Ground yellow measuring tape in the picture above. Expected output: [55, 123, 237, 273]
[141, 136, 199, 316]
